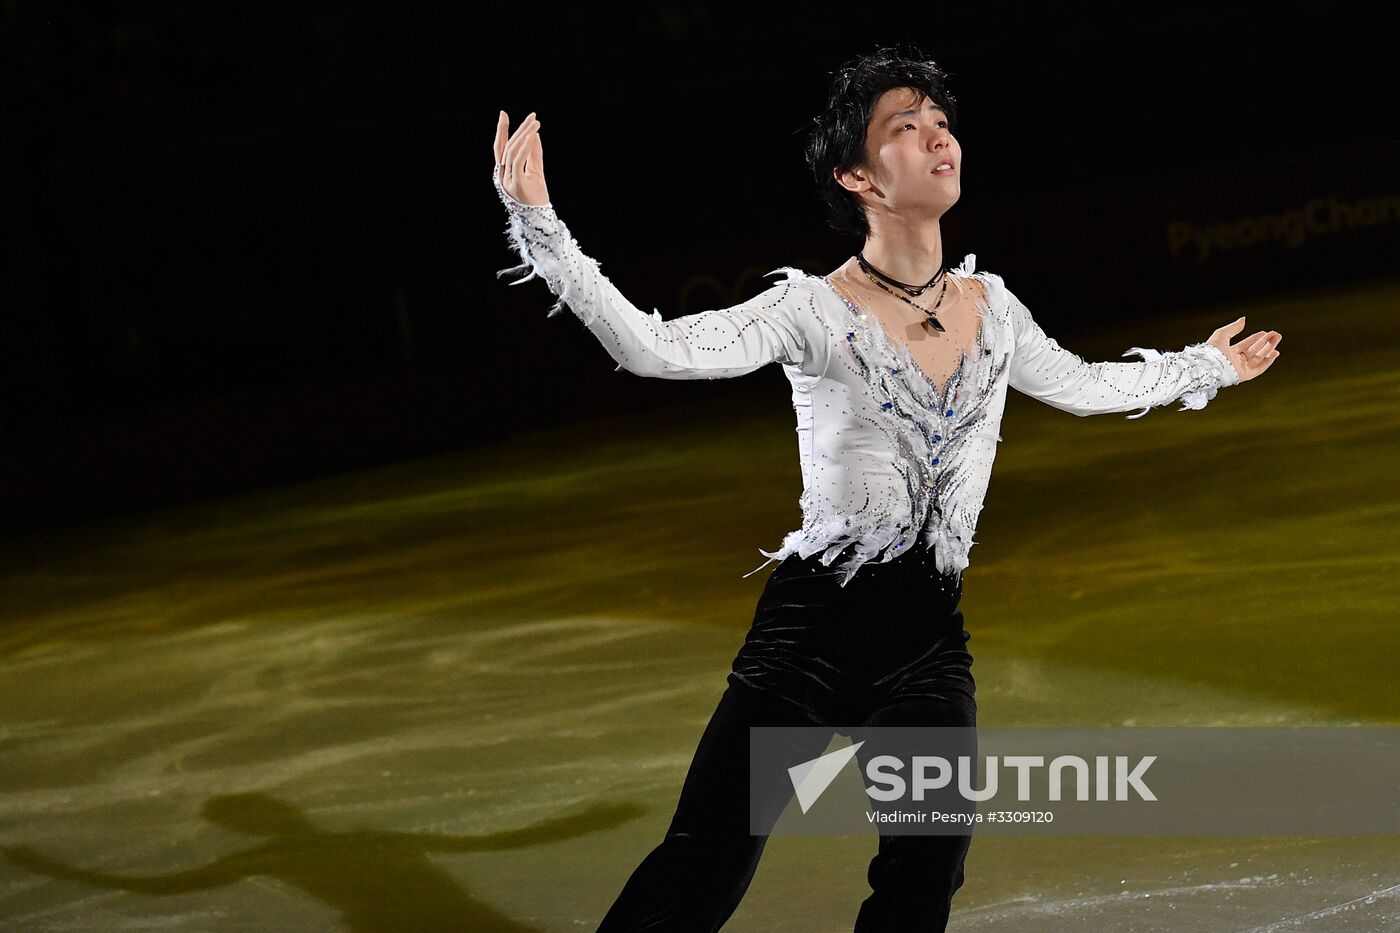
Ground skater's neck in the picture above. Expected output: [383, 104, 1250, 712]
[857, 220, 948, 284]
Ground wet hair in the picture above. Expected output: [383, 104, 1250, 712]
[801, 43, 960, 242]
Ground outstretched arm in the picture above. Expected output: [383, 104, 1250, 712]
[490, 111, 819, 379]
[1006, 284, 1279, 419]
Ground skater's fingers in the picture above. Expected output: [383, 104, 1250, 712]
[503, 118, 539, 189]
[503, 113, 537, 170]
[527, 130, 544, 176]
[493, 110, 509, 164]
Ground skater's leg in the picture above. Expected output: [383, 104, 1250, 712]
[597, 677, 832, 932]
[851, 627, 978, 933]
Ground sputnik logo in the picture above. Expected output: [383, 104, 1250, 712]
[788, 741, 865, 813]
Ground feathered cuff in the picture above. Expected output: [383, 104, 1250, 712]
[1119, 341, 1240, 419]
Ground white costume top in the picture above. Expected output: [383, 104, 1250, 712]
[492, 164, 1240, 586]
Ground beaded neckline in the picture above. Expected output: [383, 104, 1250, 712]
[815, 269, 989, 404]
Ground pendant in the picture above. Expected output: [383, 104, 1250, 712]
[922, 316, 946, 334]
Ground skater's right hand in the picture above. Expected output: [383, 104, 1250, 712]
[493, 110, 550, 207]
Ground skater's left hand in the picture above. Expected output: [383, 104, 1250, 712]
[1208, 317, 1281, 383]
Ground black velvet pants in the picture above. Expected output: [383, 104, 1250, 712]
[597, 543, 977, 931]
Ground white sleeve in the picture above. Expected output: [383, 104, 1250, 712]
[492, 164, 820, 380]
[1005, 284, 1240, 419]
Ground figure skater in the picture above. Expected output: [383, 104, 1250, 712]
[490, 44, 1280, 933]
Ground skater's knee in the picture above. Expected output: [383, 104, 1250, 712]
[662, 829, 766, 864]
[867, 834, 971, 886]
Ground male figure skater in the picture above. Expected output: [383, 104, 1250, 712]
[492, 44, 1280, 933]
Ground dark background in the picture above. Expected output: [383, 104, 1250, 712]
[3, 0, 1394, 535]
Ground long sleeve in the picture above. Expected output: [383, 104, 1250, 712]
[1005, 284, 1239, 419]
[492, 164, 819, 380]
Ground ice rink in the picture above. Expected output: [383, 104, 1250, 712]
[2, 279, 1397, 930]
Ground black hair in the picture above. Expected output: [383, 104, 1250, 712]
[802, 43, 960, 242]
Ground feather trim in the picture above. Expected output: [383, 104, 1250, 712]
[1120, 341, 1238, 419]
[743, 255, 1007, 588]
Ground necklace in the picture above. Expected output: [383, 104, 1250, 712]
[855, 252, 951, 335]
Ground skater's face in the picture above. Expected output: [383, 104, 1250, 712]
[838, 86, 961, 219]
